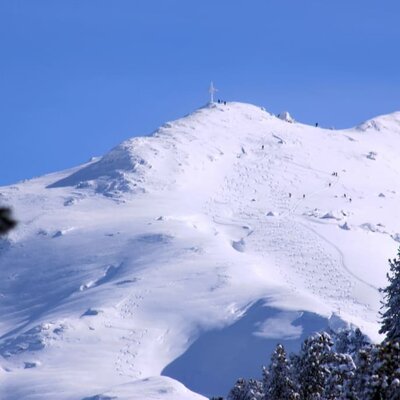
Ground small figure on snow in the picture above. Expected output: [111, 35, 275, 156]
[261, 145, 264, 150]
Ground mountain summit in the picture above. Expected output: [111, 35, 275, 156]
[1, 102, 400, 399]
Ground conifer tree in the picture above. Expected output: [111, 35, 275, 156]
[227, 378, 247, 400]
[324, 352, 356, 399]
[350, 345, 375, 400]
[380, 248, 400, 342]
[333, 327, 369, 356]
[245, 379, 264, 400]
[227, 378, 263, 400]
[353, 342, 400, 400]
[263, 344, 298, 400]
[362, 248, 400, 399]
[293, 332, 333, 400]
[376, 340, 400, 400]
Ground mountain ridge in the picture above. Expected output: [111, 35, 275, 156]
[43, 102, 400, 197]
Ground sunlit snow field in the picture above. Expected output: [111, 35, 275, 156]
[1, 102, 399, 399]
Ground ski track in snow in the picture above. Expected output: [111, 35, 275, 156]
[115, 290, 149, 379]
[206, 146, 375, 322]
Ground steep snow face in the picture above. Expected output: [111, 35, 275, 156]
[47, 140, 152, 194]
[1, 102, 400, 399]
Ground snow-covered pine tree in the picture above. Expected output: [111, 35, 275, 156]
[246, 379, 264, 400]
[292, 332, 333, 400]
[324, 352, 356, 399]
[351, 327, 370, 353]
[353, 341, 400, 400]
[228, 378, 248, 400]
[333, 329, 351, 354]
[263, 344, 299, 400]
[333, 327, 370, 356]
[349, 344, 375, 400]
[261, 365, 269, 395]
[349, 251, 400, 400]
[376, 340, 400, 400]
[227, 378, 264, 400]
[380, 247, 400, 342]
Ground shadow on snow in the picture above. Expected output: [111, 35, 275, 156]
[162, 300, 330, 398]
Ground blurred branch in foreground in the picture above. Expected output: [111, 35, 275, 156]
[0, 207, 17, 235]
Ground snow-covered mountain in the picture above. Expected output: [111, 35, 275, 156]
[1, 102, 399, 399]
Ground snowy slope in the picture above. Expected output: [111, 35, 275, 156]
[1, 102, 400, 399]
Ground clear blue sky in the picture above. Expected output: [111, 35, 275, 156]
[1, 0, 399, 185]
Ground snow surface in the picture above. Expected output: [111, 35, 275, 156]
[1, 102, 399, 399]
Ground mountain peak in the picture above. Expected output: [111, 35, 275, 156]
[46, 102, 273, 196]
[2, 100, 400, 399]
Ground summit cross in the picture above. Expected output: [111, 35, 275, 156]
[209, 81, 218, 103]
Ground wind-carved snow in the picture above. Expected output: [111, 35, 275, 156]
[47, 128, 192, 196]
[1, 102, 400, 399]
[278, 111, 295, 123]
[356, 111, 400, 133]
[48, 139, 155, 195]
